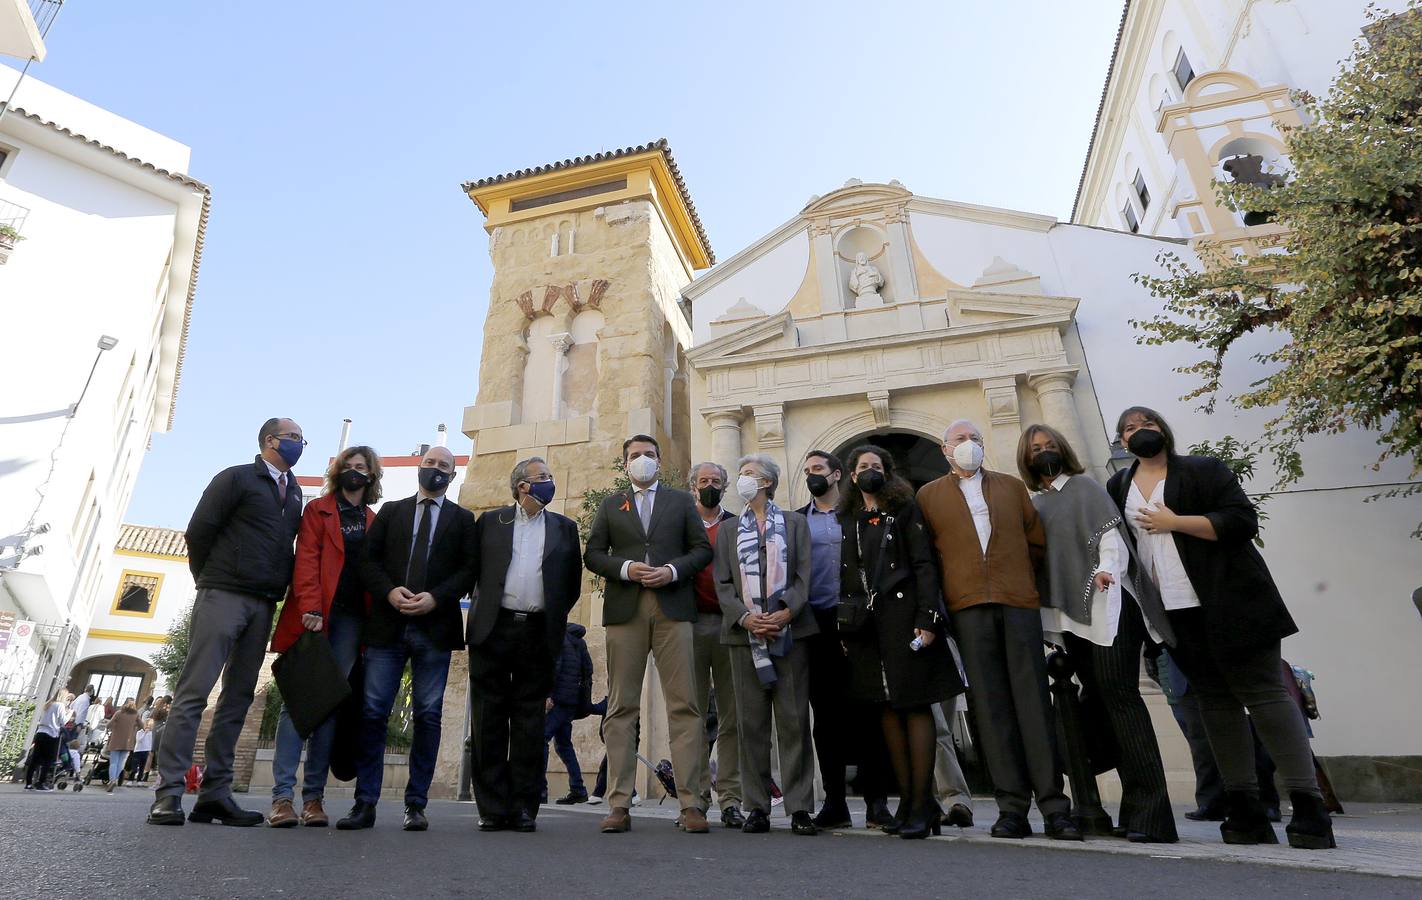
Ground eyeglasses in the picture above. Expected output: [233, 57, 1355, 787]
[274, 433, 308, 446]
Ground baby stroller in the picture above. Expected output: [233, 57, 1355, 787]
[79, 719, 112, 788]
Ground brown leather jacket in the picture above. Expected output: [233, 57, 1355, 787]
[916, 469, 1045, 613]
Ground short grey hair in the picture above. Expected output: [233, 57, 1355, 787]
[943, 419, 982, 441]
[688, 461, 727, 486]
[736, 453, 781, 500]
[510, 456, 548, 499]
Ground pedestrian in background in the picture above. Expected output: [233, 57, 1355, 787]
[267, 445, 382, 829]
[547, 622, 595, 805]
[149, 417, 307, 827]
[128, 719, 154, 782]
[1110, 405, 1332, 850]
[24, 689, 69, 791]
[106, 698, 140, 793]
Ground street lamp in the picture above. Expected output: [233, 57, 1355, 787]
[72, 334, 119, 417]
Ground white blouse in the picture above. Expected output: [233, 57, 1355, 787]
[1124, 477, 1202, 611]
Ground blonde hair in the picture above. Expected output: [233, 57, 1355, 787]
[324, 445, 383, 504]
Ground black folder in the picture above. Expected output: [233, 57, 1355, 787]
[271, 631, 351, 740]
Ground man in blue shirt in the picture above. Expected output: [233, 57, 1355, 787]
[796, 450, 892, 829]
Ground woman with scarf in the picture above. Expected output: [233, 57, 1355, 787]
[1017, 423, 1178, 843]
[1108, 406, 1331, 850]
[838, 446, 964, 839]
[713, 453, 818, 836]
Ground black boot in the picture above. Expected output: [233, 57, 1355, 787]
[1285, 792, 1335, 850]
[1220, 790, 1279, 845]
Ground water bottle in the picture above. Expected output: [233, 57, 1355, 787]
[909, 634, 925, 652]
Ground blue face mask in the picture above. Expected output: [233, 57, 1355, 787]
[526, 479, 556, 506]
[275, 438, 303, 468]
[419, 466, 451, 494]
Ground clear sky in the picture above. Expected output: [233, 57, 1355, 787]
[28, 0, 1123, 528]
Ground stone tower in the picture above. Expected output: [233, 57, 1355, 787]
[454, 141, 714, 796]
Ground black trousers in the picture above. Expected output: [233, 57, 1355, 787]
[1064, 599, 1177, 840]
[806, 606, 889, 802]
[469, 609, 554, 819]
[26, 733, 58, 787]
[955, 604, 1069, 817]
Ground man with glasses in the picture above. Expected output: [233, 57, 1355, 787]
[148, 418, 307, 827]
[464, 457, 583, 832]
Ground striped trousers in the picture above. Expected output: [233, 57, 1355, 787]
[1065, 598, 1178, 841]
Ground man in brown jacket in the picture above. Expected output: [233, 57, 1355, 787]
[917, 420, 1078, 841]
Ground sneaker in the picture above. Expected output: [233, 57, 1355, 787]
[587, 795, 604, 805]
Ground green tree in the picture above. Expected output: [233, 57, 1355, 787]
[1131, 4, 1422, 532]
[151, 602, 194, 687]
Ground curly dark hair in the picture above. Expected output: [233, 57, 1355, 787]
[836, 444, 916, 516]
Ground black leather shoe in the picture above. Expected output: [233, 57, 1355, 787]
[147, 796, 185, 826]
[512, 810, 537, 833]
[189, 796, 264, 827]
[336, 801, 377, 830]
[811, 799, 852, 829]
[899, 807, 942, 840]
[1044, 812, 1084, 841]
[945, 803, 974, 828]
[990, 812, 1032, 839]
[720, 806, 746, 829]
[790, 811, 819, 835]
[555, 790, 588, 805]
[881, 799, 909, 836]
[1185, 806, 1226, 822]
[864, 798, 894, 830]
[477, 815, 508, 832]
[742, 809, 770, 833]
[402, 805, 429, 832]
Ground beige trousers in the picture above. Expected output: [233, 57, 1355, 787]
[604, 589, 705, 810]
[691, 612, 741, 809]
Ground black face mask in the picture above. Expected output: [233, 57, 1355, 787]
[338, 469, 370, 492]
[697, 485, 724, 508]
[1127, 429, 1167, 459]
[855, 469, 886, 495]
[418, 467, 451, 493]
[1029, 451, 1064, 480]
[806, 474, 832, 497]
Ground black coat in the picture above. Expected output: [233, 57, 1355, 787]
[550, 623, 593, 710]
[583, 484, 712, 626]
[185, 456, 303, 600]
[359, 494, 478, 651]
[1107, 454, 1297, 656]
[467, 506, 583, 659]
[838, 500, 964, 709]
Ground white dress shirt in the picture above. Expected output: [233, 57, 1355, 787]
[410, 492, 446, 561]
[619, 481, 678, 582]
[958, 470, 992, 555]
[263, 458, 289, 495]
[1124, 478, 1202, 611]
[501, 503, 547, 611]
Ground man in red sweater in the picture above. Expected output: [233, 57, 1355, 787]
[688, 462, 744, 828]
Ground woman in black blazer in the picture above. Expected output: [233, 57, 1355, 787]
[837, 446, 965, 839]
[1108, 406, 1332, 851]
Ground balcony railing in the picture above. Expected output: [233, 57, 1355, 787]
[28, 0, 61, 34]
[0, 197, 29, 232]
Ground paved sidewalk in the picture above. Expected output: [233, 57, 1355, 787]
[571, 795, 1422, 880]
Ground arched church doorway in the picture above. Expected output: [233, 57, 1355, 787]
[68, 654, 158, 709]
[832, 431, 948, 491]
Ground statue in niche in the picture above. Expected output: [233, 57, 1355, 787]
[848, 252, 885, 306]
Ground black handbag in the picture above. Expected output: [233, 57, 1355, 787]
[837, 514, 894, 634]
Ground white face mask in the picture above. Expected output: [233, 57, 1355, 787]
[952, 439, 985, 472]
[736, 474, 761, 503]
[627, 454, 659, 483]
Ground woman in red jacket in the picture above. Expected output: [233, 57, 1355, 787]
[268, 445, 382, 828]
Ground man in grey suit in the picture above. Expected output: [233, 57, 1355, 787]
[584, 434, 713, 834]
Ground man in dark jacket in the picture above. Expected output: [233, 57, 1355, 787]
[148, 418, 306, 827]
[546, 622, 594, 804]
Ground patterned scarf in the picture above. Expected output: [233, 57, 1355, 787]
[737, 501, 790, 688]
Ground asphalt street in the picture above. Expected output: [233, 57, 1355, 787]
[0, 785, 1414, 899]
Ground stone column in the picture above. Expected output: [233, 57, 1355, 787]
[549, 332, 573, 420]
[704, 406, 744, 485]
[1028, 368, 1089, 462]
[980, 376, 1022, 473]
[751, 403, 790, 504]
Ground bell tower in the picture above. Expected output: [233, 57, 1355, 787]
[458, 138, 713, 535]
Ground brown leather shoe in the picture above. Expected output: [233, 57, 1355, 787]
[679, 807, 710, 834]
[268, 798, 298, 828]
[600, 807, 632, 833]
[300, 799, 329, 827]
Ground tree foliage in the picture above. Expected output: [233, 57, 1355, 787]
[1131, 4, 1422, 507]
[150, 602, 193, 687]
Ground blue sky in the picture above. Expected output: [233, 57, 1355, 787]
[32, 0, 1122, 528]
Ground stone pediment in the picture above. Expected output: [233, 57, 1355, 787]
[947, 289, 1078, 326]
[687, 311, 798, 364]
[801, 181, 913, 219]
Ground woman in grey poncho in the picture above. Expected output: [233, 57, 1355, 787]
[1016, 424, 1178, 843]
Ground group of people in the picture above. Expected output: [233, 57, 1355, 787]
[139, 409, 1334, 853]
[24, 687, 167, 792]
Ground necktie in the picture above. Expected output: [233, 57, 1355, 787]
[407, 499, 433, 593]
[277, 472, 287, 504]
[639, 489, 653, 532]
